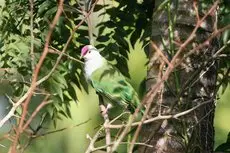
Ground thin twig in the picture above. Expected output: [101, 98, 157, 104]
[127, 2, 220, 152]
[0, 0, 99, 133]
[11, 1, 65, 152]
[110, 113, 137, 152]
[213, 40, 230, 58]
[22, 95, 51, 131]
[106, 99, 212, 129]
[32, 119, 91, 139]
[150, 41, 172, 68]
[100, 105, 111, 153]
[104, 115, 111, 152]
[36, 0, 99, 85]
[85, 127, 104, 153]
[85, 112, 129, 153]
[29, 0, 35, 70]
[48, 47, 84, 64]
[91, 142, 153, 152]
[193, 0, 200, 22]
[189, 24, 230, 55]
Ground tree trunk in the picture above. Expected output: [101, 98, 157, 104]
[140, 1, 218, 153]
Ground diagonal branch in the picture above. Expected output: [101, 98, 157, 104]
[22, 95, 51, 131]
[0, 0, 100, 131]
[11, 1, 65, 152]
[128, 2, 220, 152]
[106, 99, 212, 129]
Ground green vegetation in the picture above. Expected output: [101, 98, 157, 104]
[0, 0, 229, 152]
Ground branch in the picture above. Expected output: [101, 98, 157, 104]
[178, 0, 219, 51]
[127, 2, 220, 152]
[150, 41, 173, 68]
[100, 105, 111, 153]
[106, 99, 212, 129]
[22, 95, 51, 131]
[188, 24, 230, 56]
[29, 0, 35, 70]
[85, 112, 129, 153]
[36, 0, 99, 85]
[85, 127, 104, 153]
[0, 0, 99, 133]
[213, 39, 230, 58]
[11, 1, 65, 152]
[0, 91, 30, 128]
[48, 47, 84, 64]
[110, 113, 136, 152]
[91, 142, 153, 152]
[32, 119, 91, 139]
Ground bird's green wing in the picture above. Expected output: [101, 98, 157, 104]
[90, 63, 139, 112]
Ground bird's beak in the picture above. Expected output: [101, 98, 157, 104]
[80, 54, 83, 59]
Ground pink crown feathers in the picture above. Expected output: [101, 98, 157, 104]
[81, 45, 89, 56]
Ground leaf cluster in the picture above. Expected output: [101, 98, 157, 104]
[217, 0, 230, 94]
[0, 0, 153, 127]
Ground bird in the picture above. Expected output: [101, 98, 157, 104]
[81, 45, 140, 114]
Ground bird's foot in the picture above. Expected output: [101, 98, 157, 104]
[100, 104, 112, 116]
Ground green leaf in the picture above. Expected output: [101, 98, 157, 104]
[221, 78, 229, 94]
[69, 82, 78, 101]
[118, 46, 129, 59]
[38, 1, 54, 15]
[215, 132, 230, 151]
[112, 35, 129, 51]
[130, 29, 142, 48]
[94, 4, 108, 12]
[97, 35, 110, 42]
[75, 37, 90, 44]
[49, 79, 64, 101]
[53, 71, 67, 88]
[116, 56, 130, 78]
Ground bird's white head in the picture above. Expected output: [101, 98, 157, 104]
[81, 45, 102, 61]
[81, 45, 104, 78]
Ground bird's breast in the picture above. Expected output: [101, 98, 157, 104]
[84, 59, 104, 79]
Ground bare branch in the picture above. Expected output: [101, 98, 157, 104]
[0, 0, 99, 134]
[101, 105, 111, 153]
[91, 142, 153, 152]
[11, 1, 65, 152]
[32, 119, 91, 139]
[22, 95, 51, 131]
[48, 47, 84, 64]
[36, 0, 99, 85]
[150, 41, 173, 68]
[106, 99, 212, 129]
[85, 127, 104, 153]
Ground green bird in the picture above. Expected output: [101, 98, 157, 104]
[81, 45, 140, 113]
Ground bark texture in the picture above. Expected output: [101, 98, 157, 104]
[140, 1, 218, 153]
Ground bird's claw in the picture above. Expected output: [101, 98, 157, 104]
[100, 104, 112, 115]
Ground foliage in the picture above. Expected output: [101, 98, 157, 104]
[0, 0, 153, 128]
[217, 0, 230, 94]
[0, 0, 230, 152]
[0, 0, 85, 127]
[215, 132, 230, 152]
[94, 0, 153, 77]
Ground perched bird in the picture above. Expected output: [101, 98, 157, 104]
[81, 45, 140, 113]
